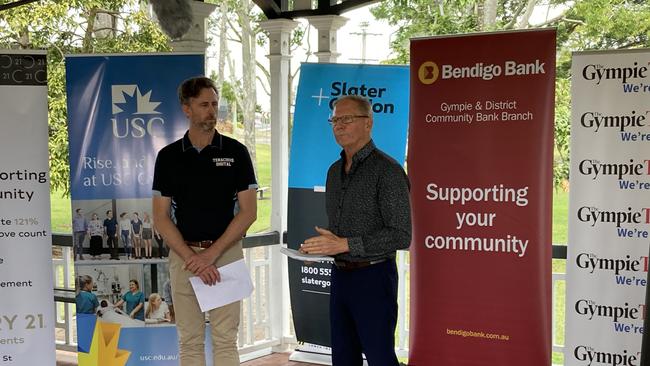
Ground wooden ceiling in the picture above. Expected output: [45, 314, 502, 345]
[252, 0, 378, 19]
[0, 0, 378, 18]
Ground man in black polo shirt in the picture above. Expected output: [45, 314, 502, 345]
[300, 95, 411, 366]
[152, 76, 257, 366]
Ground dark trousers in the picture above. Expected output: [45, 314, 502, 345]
[106, 234, 118, 258]
[330, 259, 399, 366]
[155, 235, 166, 257]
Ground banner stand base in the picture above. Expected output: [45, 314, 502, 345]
[288, 349, 368, 366]
[289, 350, 332, 365]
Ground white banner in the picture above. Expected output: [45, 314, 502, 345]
[566, 49, 650, 365]
[0, 50, 55, 365]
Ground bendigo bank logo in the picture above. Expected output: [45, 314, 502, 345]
[574, 299, 643, 322]
[582, 62, 648, 84]
[574, 346, 639, 366]
[418, 62, 439, 84]
[418, 59, 545, 84]
[578, 159, 650, 180]
[576, 206, 650, 227]
[111, 85, 165, 138]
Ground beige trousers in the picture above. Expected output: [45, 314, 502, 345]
[169, 241, 243, 366]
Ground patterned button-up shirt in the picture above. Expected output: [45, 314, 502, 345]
[326, 140, 412, 262]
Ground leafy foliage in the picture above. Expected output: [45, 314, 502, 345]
[372, 0, 650, 188]
[0, 0, 170, 195]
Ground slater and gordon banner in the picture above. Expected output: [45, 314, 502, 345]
[408, 30, 555, 365]
[565, 49, 650, 366]
[66, 54, 203, 365]
[288, 63, 409, 355]
[0, 50, 55, 365]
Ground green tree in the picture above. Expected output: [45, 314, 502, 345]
[372, 0, 650, 188]
[0, 0, 170, 195]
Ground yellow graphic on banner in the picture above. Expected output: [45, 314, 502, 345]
[78, 321, 130, 366]
[418, 61, 439, 84]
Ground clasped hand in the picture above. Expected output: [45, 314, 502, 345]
[184, 251, 221, 286]
[300, 226, 349, 256]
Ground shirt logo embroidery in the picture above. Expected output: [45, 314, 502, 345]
[213, 158, 234, 167]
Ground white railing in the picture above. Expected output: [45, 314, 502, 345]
[53, 244, 567, 363]
[552, 272, 566, 357]
[53, 246, 76, 352]
[396, 251, 410, 358]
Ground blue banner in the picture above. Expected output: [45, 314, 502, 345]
[66, 54, 204, 366]
[287, 63, 409, 348]
[289, 63, 409, 189]
[66, 54, 203, 200]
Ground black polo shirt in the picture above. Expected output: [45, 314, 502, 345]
[152, 131, 258, 241]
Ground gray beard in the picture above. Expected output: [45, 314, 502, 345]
[150, 0, 193, 40]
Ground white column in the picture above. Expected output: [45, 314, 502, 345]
[259, 18, 299, 350]
[305, 15, 349, 63]
[170, 1, 217, 54]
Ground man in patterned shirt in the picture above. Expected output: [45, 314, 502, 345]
[301, 95, 412, 366]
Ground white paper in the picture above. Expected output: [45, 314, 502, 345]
[189, 259, 254, 312]
[280, 246, 334, 262]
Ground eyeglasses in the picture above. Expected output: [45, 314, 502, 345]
[327, 115, 368, 126]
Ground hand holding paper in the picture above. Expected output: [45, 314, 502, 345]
[189, 259, 253, 312]
[280, 246, 334, 262]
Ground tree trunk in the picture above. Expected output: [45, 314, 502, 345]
[18, 26, 29, 48]
[235, 0, 257, 170]
[217, 2, 234, 134]
[517, 0, 538, 29]
[83, 8, 98, 53]
[482, 0, 497, 30]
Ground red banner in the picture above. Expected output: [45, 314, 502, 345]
[408, 30, 555, 365]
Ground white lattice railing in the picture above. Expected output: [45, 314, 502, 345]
[53, 243, 566, 363]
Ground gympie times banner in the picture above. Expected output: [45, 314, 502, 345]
[0, 50, 55, 366]
[66, 54, 203, 365]
[288, 63, 409, 348]
[565, 49, 650, 366]
[408, 30, 555, 365]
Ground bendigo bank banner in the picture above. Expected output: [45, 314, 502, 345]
[408, 30, 555, 365]
[66, 54, 203, 365]
[565, 49, 650, 366]
[288, 63, 409, 350]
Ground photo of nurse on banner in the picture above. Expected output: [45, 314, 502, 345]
[75, 261, 173, 328]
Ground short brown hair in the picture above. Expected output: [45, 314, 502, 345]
[332, 95, 373, 119]
[178, 76, 219, 105]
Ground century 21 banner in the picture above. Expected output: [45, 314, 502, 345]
[66, 54, 203, 365]
[565, 49, 650, 366]
[408, 30, 555, 365]
[0, 50, 55, 366]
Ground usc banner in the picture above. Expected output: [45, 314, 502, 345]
[66, 54, 203, 365]
[408, 30, 555, 365]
